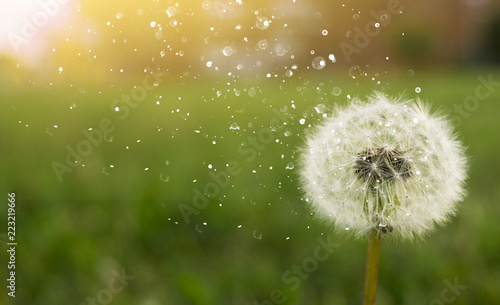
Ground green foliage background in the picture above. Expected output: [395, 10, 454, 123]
[1, 69, 499, 304]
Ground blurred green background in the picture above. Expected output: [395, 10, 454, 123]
[1, 0, 500, 304]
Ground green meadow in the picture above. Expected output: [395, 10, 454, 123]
[1, 68, 500, 304]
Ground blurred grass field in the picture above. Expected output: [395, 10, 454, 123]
[1, 68, 500, 304]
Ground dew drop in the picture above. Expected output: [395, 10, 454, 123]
[253, 229, 263, 240]
[415, 87, 421, 93]
[160, 172, 170, 182]
[312, 56, 326, 70]
[222, 46, 233, 56]
[195, 224, 204, 233]
[315, 104, 326, 114]
[275, 44, 286, 56]
[286, 162, 295, 170]
[248, 87, 257, 97]
[255, 16, 270, 30]
[166, 6, 177, 18]
[257, 39, 268, 50]
[202, 0, 211, 10]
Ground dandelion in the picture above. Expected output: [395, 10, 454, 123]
[299, 92, 467, 304]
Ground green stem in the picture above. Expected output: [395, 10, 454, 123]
[362, 229, 381, 305]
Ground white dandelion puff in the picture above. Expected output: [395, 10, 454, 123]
[299, 92, 468, 240]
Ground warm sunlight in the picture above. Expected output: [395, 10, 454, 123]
[0, 0, 72, 63]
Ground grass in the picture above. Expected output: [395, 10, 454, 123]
[1, 67, 499, 304]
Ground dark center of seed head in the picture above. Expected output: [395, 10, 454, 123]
[354, 147, 412, 184]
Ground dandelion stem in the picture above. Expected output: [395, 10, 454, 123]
[362, 229, 381, 305]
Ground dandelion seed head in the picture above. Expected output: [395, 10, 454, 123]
[299, 92, 468, 240]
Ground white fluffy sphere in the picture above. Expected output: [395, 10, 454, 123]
[300, 93, 467, 239]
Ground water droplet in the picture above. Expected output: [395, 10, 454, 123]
[102, 167, 110, 176]
[253, 229, 263, 239]
[285, 69, 293, 77]
[328, 54, 336, 62]
[248, 87, 257, 97]
[195, 224, 204, 233]
[206, 61, 213, 68]
[415, 87, 421, 93]
[349, 65, 364, 78]
[286, 162, 295, 170]
[58, 67, 63, 72]
[255, 16, 270, 30]
[353, 14, 360, 20]
[275, 44, 286, 56]
[222, 46, 233, 56]
[322, 29, 328, 36]
[375, 23, 380, 27]
[202, 0, 211, 10]
[416, 170, 421, 175]
[166, 6, 177, 17]
[407, 69, 414, 77]
[257, 39, 268, 50]
[160, 172, 170, 182]
[299, 118, 306, 125]
[229, 122, 240, 130]
[312, 56, 326, 70]
[315, 104, 326, 114]
[150, 21, 156, 27]
[332, 87, 342, 96]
